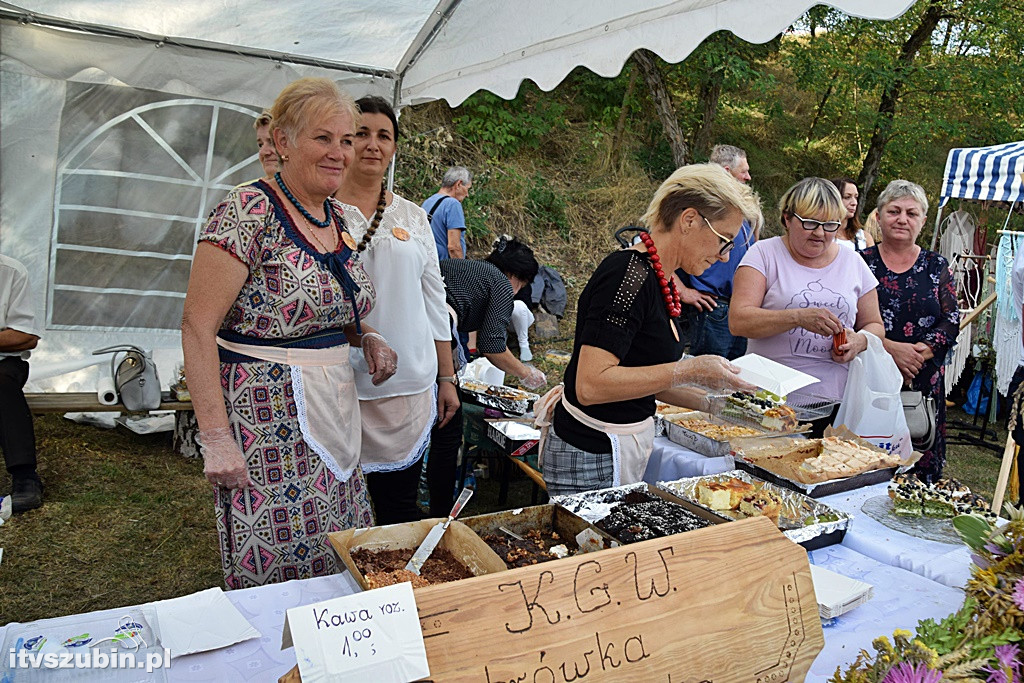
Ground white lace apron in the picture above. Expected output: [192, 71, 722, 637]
[216, 337, 360, 481]
[535, 384, 656, 486]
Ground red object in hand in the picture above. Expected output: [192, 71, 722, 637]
[832, 329, 847, 355]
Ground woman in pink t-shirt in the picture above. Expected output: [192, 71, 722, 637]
[730, 178, 885, 427]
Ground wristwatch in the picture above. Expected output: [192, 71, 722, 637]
[437, 375, 458, 385]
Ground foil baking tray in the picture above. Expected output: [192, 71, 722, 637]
[460, 379, 539, 416]
[656, 470, 851, 550]
[734, 457, 897, 498]
[661, 413, 762, 457]
[550, 482, 729, 536]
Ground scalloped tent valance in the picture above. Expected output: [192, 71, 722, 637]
[1, 0, 915, 108]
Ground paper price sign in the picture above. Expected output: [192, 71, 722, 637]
[282, 582, 429, 683]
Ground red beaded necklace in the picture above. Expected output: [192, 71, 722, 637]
[639, 231, 682, 341]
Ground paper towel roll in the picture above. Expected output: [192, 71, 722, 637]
[97, 376, 118, 405]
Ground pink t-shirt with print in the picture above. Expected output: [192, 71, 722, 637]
[737, 236, 878, 400]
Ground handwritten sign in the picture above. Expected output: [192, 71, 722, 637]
[282, 582, 428, 683]
[412, 516, 822, 682]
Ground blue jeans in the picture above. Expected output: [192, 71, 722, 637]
[686, 298, 747, 360]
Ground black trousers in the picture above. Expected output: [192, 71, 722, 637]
[365, 458, 425, 525]
[0, 356, 36, 475]
[426, 402, 463, 518]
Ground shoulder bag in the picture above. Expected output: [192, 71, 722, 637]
[901, 389, 937, 453]
[93, 345, 162, 411]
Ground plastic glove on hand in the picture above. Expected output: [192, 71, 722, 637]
[671, 354, 755, 393]
[520, 366, 547, 391]
[199, 427, 252, 489]
[363, 332, 398, 385]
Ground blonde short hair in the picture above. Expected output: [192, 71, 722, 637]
[642, 163, 762, 233]
[778, 177, 845, 227]
[877, 179, 929, 215]
[253, 110, 273, 130]
[269, 78, 357, 143]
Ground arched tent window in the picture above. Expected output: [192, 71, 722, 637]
[50, 89, 262, 331]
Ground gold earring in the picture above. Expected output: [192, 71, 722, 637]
[279, 154, 289, 162]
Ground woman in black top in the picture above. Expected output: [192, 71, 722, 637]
[429, 236, 544, 515]
[538, 164, 762, 495]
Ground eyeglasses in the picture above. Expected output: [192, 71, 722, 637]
[791, 212, 841, 233]
[700, 213, 735, 256]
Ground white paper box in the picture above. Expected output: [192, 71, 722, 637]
[731, 354, 820, 397]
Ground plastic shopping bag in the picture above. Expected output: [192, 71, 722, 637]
[833, 332, 913, 459]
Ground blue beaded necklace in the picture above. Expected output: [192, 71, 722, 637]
[275, 172, 332, 228]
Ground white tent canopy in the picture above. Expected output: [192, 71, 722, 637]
[0, 0, 915, 392]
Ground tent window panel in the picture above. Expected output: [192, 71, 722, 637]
[211, 109, 266, 183]
[53, 250, 192, 294]
[59, 174, 205, 220]
[55, 210, 196, 256]
[51, 289, 184, 330]
[136, 105, 214, 178]
[219, 163, 264, 188]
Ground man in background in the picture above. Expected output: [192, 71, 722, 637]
[1, 254, 43, 513]
[674, 144, 756, 360]
[423, 166, 472, 261]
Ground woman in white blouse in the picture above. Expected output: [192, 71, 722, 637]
[334, 96, 458, 523]
[831, 177, 874, 252]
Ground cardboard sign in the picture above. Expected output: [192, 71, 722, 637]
[282, 582, 429, 683]
[412, 516, 822, 682]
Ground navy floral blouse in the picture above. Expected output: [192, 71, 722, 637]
[861, 246, 960, 481]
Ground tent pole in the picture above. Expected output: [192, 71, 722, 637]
[930, 205, 945, 250]
[386, 81, 401, 192]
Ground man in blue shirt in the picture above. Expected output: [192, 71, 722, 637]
[423, 167, 472, 261]
[675, 144, 756, 360]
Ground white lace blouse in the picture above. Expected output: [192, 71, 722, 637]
[338, 192, 451, 400]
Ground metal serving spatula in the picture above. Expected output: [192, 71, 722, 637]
[405, 487, 474, 575]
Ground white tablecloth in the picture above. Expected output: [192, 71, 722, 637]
[806, 544, 965, 682]
[819, 484, 972, 589]
[1, 573, 361, 682]
[643, 435, 734, 481]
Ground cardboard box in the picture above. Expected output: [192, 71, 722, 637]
[328, 519, 507, 591]
[485, 420, 539, 458]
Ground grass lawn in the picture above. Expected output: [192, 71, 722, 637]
[0, 396, 1011, 625]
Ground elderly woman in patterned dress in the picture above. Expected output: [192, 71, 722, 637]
[182, 77, 397, 588]
[861, 180, 959, 481]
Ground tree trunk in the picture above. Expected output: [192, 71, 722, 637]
[633, 49, 689, 167]
[857, 0, 948, 201]
[693, 74, 723, 159]
[611, 66, 638, 170]
[804, 76, 836, 150]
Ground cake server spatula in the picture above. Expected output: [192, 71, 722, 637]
[405, 487, 474, 575]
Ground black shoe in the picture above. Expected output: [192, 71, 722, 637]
[11, 477, 43, 514]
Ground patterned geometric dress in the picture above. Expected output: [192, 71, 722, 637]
[862, 247, 960, 482]
[199, 179, 375, 589]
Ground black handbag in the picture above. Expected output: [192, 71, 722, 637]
[93, 345, 161, 411]
[901, 390, 937, 453]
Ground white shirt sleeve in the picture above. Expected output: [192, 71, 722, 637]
[0, 256, 41, 338]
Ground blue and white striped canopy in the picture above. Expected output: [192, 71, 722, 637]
[939, 141, 1024, 207]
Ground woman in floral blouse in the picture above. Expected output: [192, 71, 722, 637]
[861, 180, 960, 481]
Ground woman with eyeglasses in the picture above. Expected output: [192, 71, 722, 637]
[730, 177, 884, 435]
[536, 164, 761, 496]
